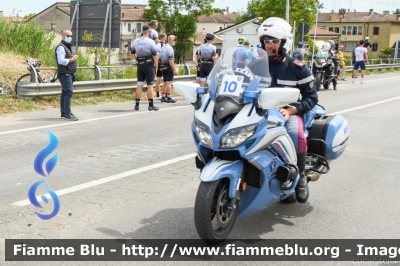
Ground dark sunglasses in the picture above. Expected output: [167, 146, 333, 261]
[262, 39, 280, 45]
[66, 35, 73, 37]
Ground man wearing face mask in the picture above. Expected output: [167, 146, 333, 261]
[257, 17, 318, 203]
[56, 29, 78, 121]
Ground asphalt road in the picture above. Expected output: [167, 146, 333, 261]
[1, 72, 400, 266]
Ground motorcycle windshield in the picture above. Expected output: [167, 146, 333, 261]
[207, 47, 271, 105]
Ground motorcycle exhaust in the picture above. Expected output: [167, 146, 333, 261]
[306, 160, 331, 182]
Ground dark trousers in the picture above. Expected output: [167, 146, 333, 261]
[59, 73, 75, 116]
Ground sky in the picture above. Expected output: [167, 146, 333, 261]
[1, 0, 398, 17]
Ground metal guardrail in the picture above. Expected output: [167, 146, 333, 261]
[17, 75, 196, 100]
[17, 63, 399, 100]
[344, 63, 400, 71]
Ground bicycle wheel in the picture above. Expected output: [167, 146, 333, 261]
[15, 74, 31, 94]
[0, 81, 14, 95]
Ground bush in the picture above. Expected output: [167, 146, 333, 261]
[378, 47, 394, 58]
[0, 19, 56, 61]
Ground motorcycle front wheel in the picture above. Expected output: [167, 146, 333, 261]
[315, 73, 322, 91]
[194, 179, 239, 244]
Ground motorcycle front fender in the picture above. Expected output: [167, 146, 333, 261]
[199, 158, 243, 199]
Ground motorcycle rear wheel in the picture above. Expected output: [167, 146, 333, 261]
[323, 83, 330, 90]
[194, 179, 239, 244]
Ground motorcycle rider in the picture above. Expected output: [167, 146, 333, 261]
[327, 40, 338, 90]
[257, 17, 318, 203]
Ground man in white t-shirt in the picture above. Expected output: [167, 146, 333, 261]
[352, 40, 368, 84]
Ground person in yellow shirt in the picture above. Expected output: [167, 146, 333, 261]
[338, 45, 346, 81]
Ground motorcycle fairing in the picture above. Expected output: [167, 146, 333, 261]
[199, 158, 243, 198]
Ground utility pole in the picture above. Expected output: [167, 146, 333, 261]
[286, 0, 289, 22]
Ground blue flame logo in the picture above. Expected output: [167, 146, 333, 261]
[29, 130, 61, 220]
[28, 180, 60, 220]
[34, 131, 59, 176]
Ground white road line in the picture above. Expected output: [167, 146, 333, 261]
[13, 153, 196, 206]
[0, 105, 191, 136]
[329, 96, 400, 115]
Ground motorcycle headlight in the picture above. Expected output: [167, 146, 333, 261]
[219, 124, 258, 148]
[194, 118, 212, 147]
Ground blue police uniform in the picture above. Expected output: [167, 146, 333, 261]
[268, 55, 318, 116]
[268, 55, 318, 154]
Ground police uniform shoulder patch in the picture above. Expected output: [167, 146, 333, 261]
[292, 59, 304, 68]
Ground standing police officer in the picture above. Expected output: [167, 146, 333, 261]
[257, 17, 318, 203]
[159, 35, 177, 103]
[198, 33, 218, 87]
[56, 29, 78, 121]
[131, 25, 159, 111]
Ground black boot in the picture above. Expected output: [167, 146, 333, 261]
[295, 152, 309, 203]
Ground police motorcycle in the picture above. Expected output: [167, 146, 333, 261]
[173, 47, 350, 244]
[312, 43, 337, 91]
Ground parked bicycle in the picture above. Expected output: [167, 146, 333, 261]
[15, 58, 58, 94]
[0, 81, 14, 95]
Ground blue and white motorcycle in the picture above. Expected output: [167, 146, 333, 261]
[173, 47, 350, 244]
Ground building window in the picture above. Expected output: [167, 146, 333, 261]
[346, 26, 351, 35]
[329, 27, 333, 32]
[372, 43, 378, 52]
[50, 23, 56, 31]
[128, 23, 131, 32]
[219, 26, 222, 30]
[342, 41, 358, 52]
[136, 23, 141, 32]
[216, 48, 221, 55]
[357, 26, 362, 35]
[318, 26, 326, 30]
[373, 26, 379, 35]
[334, 27, 339, 33]
[341, 26, 363, 35]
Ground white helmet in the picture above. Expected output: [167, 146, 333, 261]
[321, 42, 331, 52]
[257, 17, 293, 56]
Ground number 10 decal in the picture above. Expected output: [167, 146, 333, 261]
[219, 75, 243, 97]
[223, 81, 238, 93]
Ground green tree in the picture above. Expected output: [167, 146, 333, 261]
[24, 13, 36, 20]
[394, 8, 400, 14]
[236, 0, 323, 44]
[144, 0, 214, 63]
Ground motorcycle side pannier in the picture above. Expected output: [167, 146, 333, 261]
[307, 114, 350, 160]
